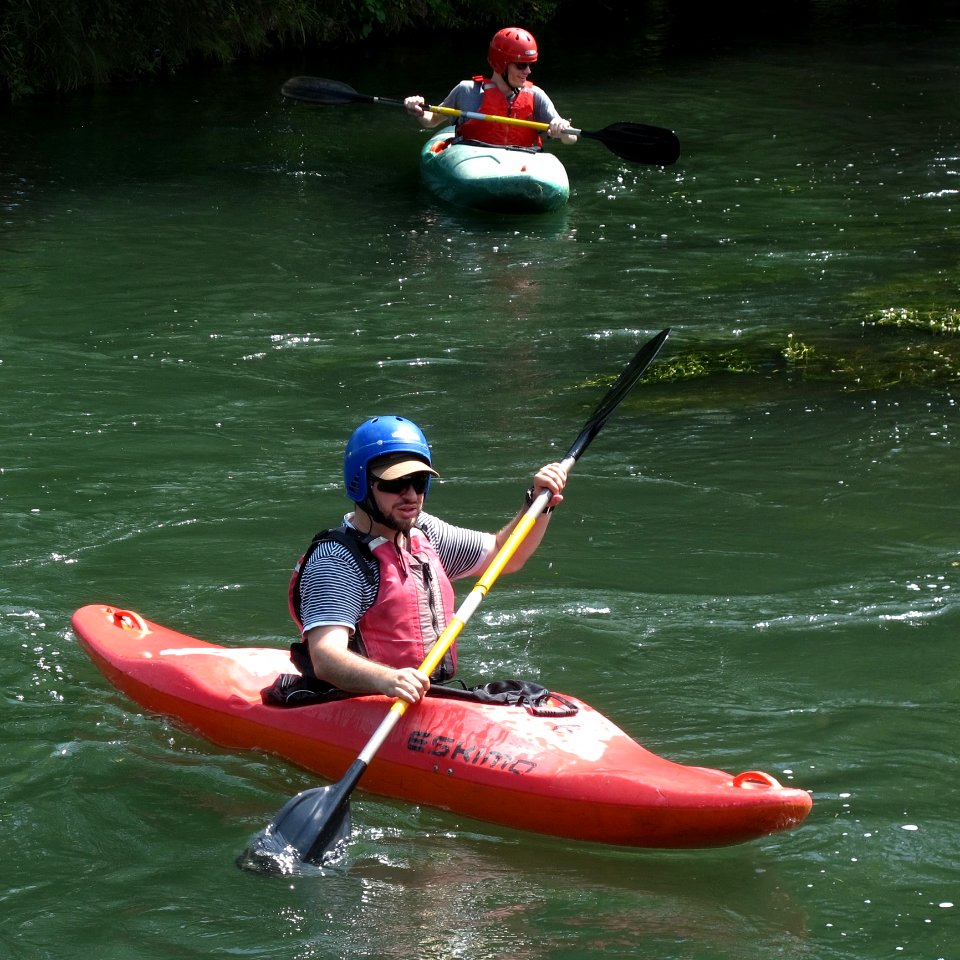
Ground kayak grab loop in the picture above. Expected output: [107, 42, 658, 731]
[732, 770, 783, 789]
[109, 607, 150, 634]
[524, 694, 578, 718]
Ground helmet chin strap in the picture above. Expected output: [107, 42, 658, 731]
[494, 66, 521, 98]
[502, 73, 522, 97]
[358, 492, 398, 531]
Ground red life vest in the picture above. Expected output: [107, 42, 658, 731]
[458, 79, 541, 148]
[288, 525, 458, 682]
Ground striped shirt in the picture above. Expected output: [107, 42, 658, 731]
[297, 512, 491, 636]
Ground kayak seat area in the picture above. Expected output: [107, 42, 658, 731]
[262, 672, 578, 716]
[457, 138, 542, 154]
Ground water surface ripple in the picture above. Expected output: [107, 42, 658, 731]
[1, 21, 957, 960]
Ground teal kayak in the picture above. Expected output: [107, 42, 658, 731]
[420, 127, 570, 213]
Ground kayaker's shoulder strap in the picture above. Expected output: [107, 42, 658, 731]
[304, 525, 377, 577]
[287, 524, 379, 680]
[289, 525, 378, 622]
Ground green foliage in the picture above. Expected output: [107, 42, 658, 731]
[1, 1, 322, 99]
[0, 0, 561, 101]
[783, 333, 815, 364]
[587, 316, 958, 402]
[3, 0, 949, 100]
[867, 307, 960, 336]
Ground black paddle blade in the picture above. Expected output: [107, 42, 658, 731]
[566, 329, 670, 463]
[238, 783, 353, 874]
[281, 76, 370, 106]
[583, 122, 681, 166]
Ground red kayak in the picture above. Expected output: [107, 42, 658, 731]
[72, 604, 812, 849]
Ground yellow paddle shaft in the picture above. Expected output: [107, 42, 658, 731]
[429, 104, 581, 138]
[429, 104, 550, 132]
[388, 487, 553, 722]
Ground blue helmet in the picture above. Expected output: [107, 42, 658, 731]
[343, 415, 433, 503]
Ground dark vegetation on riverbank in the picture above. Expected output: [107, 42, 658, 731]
[2, 0, 955, 103]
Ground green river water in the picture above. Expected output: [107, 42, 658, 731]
[1, 18, 958, 960]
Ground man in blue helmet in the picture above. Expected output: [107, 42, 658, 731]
[288, 415, 567, 705]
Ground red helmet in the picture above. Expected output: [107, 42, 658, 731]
[488, 27, 538, 75]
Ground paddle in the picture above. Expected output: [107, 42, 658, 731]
[280, 76, 681, 167]
[239, 327, 670, 873]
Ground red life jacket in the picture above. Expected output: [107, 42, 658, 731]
[458, 79, 541, 148]
[288, 525, 458, 682]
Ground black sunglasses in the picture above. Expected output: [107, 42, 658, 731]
[513, 62, 535, 71]
[374, 473, 430, 495]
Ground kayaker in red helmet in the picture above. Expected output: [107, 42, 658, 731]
[287, 416, 567, 706]
[404, 26, 575, 147]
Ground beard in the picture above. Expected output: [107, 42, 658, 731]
[359, 491, 420, 534]
[382, 504, 419, 533]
